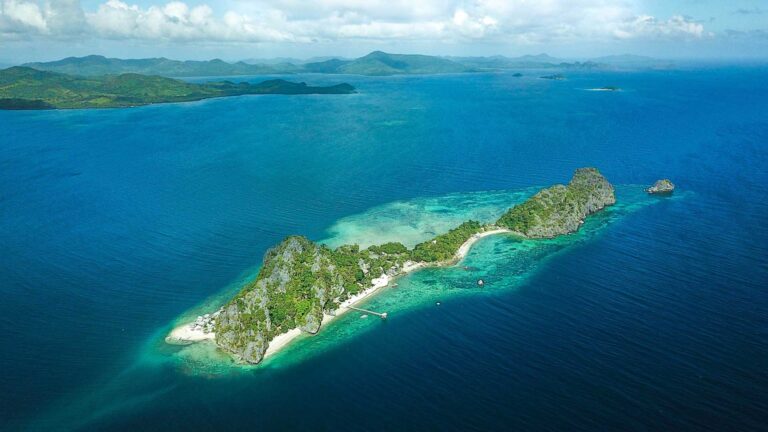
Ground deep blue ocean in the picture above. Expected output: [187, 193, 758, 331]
[1, 67, 767, 431]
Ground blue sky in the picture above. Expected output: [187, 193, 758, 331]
[1, 0, 766, 63]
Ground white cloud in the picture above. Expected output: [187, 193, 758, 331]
[0, 0, 48, 33]
[85, 0, 297, 42]
[614, 15, 706, 39]
[0, 0, 712, 46]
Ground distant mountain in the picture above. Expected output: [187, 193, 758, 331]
[303, 51, 473, 75]
[0, 66, 355, 109]
[303, 58, 350, 74]
[242, 56, 348, 65]
[23, 52, 668, 78]
[241, 57, 304, 65]
[591, 54, 673, 68]
[26, 52, 471, 77]
[506, 53, 565, 66]
[449, 54, 603, 70]
[24, 55, 289, 77]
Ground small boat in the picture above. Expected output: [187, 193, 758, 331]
[477, 279, 485, 287]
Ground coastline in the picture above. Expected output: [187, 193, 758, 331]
[454, 228, 512, 262]
[165, 226, 514, 360]
[166, 325, 215, 345]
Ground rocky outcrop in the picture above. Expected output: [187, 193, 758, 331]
[214, 236, 408, 364]
[647, 179, 674, 195]
[496, 167, 615, 238]
[215, 236, 344, 364]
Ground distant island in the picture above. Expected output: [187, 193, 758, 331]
[0, 67, 355, 110]
[167, 168, 615, 364]
[587, 86, 622, 92]
[541, 74, 566, 80]
[19, 51, 670, 78]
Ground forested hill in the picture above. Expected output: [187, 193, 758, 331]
[19, 51, 662, 78]
[0, 67, 355, 110]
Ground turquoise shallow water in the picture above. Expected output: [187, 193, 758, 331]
[321, 188, 537, 249]
[1, 67, 767, 430]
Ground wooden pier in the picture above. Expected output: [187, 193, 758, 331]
[348, 306, 388, 319]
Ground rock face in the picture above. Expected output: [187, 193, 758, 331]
[647, 179, 674, 195]
[496, 167, 615, 238]
[215, 236, 345, 364]
[214, 236, 409, 364]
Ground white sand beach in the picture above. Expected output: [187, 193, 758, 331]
[166, 323, 215, 344]
[455, 228, 511, 261]
[263, 328, 303, 358]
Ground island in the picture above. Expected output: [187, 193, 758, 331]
[647, 179, 675, 195]
[167, 168, 615, 364]
[0, 66, 356, 110]
[302, 51, 473, 75]
[21, 52, 632, 78]
[541, 74, 566, 80]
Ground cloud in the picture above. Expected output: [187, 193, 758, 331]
[0, 0, 713, 46]
[613, 15, 707, 39]
[86, 0, 297, 42]
[0, 0, 48, 34]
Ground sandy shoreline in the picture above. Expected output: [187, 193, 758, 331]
[262, 274, 392, 359]
[166, 227, 513, 358]
[455, 228, 511, 261]
[166, 325, 215, 344]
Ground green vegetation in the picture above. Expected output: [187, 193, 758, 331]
[215, 236, 412, 363]
[367, 242, 408, 255]
[0, 67, 355, 109]
[497, 187, 564, 233]
[411, 221, 483, 262]
[215, 168, 615, 364]
[24, 55, 295, 77]
[496, 168, 615, 238]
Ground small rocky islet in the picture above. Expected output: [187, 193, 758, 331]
[193, 168, 617, 364]
[647, 179, 675, 195]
